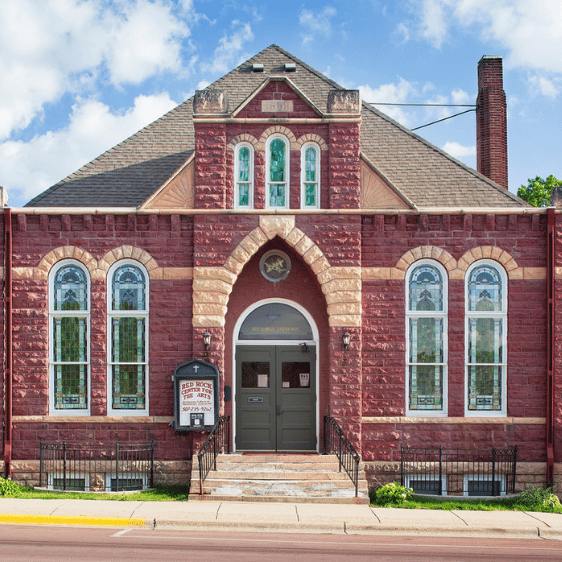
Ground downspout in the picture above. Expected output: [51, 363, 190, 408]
[3, 208, 12, 478]
[546, 208, 555, 484]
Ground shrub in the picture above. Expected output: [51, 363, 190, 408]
[373, 482, 413, 506]
[0, 477, 22, 498]
[515, 487, 561, 512]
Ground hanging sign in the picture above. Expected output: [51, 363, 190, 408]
[172, 359, 219, 431]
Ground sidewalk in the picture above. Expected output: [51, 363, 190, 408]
[1, 497, 562, 539]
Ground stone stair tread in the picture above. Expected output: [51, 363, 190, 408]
[189, 453, 369, 503]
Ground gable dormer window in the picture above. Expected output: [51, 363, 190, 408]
[301, 143, 320, 208]
[266, 135, 289, 208]
[235, 143, 254, 209]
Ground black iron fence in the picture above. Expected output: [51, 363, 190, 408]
[324, 416, 361, 497]
[197, 415, 230, 494]
[39, 442, 154, 492]
[400, 446, 518, 496]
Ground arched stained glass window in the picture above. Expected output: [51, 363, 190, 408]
[50, 262, 89, 412]
[406, 262, 447, 414]
[235, 143, 253, 209]
[466, 262, 506, 414]
[266, 136, 289, 208]
[301, 143, 320, 208]
[109, 263, 148, 414]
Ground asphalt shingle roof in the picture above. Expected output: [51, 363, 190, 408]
[26, 44, 525, 209]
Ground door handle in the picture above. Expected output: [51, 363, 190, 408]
[276, 404, 281, 417]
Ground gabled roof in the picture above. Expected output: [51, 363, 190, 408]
[26, 44, 525, 209]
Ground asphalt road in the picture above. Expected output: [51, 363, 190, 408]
[1, 525, 562, 562]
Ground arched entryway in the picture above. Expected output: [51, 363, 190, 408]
[233, 300, 319, 452]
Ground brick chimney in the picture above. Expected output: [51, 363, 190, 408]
[476, 55, 508, 189]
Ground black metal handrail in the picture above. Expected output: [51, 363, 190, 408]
[323, 416, 361, 497]
[197, 415, 230, 494]
[401, 446, 518, 496]
[39, 442, 154, 491]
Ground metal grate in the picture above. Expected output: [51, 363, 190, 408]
[401, 446, 518, 496]
[39, 442, 154, 492]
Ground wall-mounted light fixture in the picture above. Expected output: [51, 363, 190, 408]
[203, 331, 212, 352]
[342, 331, 351, 351]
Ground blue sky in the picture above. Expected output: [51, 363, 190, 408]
[1, 0, 561, 208]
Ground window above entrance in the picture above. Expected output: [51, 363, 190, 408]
[238, 303, 314, 341]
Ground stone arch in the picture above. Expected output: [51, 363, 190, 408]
[457, 246, 518, 276]
[38, 246, 97, 279]
[394, 245, 457, 280]
[227, 133, 259, 152]
[295, 133, 328, 151]
[99, 246, 159, 279]
[257, 126, 298, 151]
[193, 215, 361, 328]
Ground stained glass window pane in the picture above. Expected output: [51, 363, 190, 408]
[54, 265, 87, 311]
[409, 266, 443, 312]
[468, 365, 502, 410]
[305, 147, 316, 181]
[54, 364, 87, 409]
[238, 146, 250, 182]
[409, 365, 443, 410]
[270, 138, 286, 182]
[269, 184, 286, 207]
[112, 318, 145, 363]
[238, 184, 249, 207]
[409, 318, 443, 364]
[112, 365, 146, 409]
[112, 266, 146, 311]
[305, 184, 316, 206]
[468, 266, 502, 312]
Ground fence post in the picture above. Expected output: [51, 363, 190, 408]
[439, 446, 443, 496]
[116, 443, 120, 492]
[62, 442, 67, 491]
[400, 445, 404, 487]
[39, 442, 43, 488]
[492, 447, 497, 496]
[150, 442, 154, 488]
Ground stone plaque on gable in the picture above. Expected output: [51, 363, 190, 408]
[261, 100, 294, 113]
[328, 90, 361, 114]
[194, 89, 229, 115]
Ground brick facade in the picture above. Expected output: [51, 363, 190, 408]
[1, 47, 556, 494]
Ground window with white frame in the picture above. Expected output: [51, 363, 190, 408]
[301, 143, 320, 208]
[266, 135, 289, 208]
[234, 143, 254, 209]
[465, 261, 507, 415]
[49, 261, 90, 414]
[108, 262, 148, 414]
[406, 261, 447, 414]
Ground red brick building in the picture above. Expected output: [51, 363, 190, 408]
[1, 45, 559, 496]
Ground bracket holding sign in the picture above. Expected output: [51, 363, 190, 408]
[172, 359, 219, 431]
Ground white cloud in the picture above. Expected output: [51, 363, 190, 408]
[0, 0, 193, 141]
[0, 93, 178, 205]
[442, 141, 476, 160]
[201, 22, 254, 74]
[529, 75, 560, 98]
[299, 6, 337, 37]
[403, 0, 562, 76]
[359, 79, 417, 125]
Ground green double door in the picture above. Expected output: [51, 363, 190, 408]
[235, 345, 317, 451]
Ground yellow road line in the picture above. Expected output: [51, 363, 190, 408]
[0, 514, 145, 527]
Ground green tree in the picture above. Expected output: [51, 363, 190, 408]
[517, 175, 562, 207]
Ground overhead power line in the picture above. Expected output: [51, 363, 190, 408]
[364, 101, 477, 131]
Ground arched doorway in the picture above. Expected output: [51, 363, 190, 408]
[233, 300, 319, 452]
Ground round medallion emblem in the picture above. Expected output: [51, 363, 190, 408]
[259, 250, 291, 282]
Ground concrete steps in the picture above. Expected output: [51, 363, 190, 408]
[189, 453, 370, 504]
